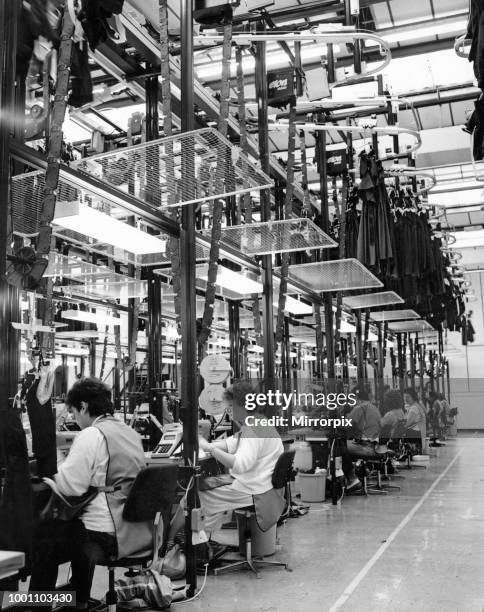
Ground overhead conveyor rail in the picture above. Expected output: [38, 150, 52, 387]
[9, 142, 325, 308]
[269, 122, 422, 159]
[194, 27, 392, 86]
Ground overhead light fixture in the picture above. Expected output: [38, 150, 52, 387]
[366, 18, 468, 47]
[197, 264, 263, 296]
[301, 355, 317, 362]
[61, 309, 124, 327]
[283, 296, 313, 316]
[56, 346, 90, 356]
[53, 201, 166, 256]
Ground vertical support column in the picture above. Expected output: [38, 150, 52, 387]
[254, 20, 275, 392]
[147, 269, 163, 437]
[396, 333, 404, 393]
[376, 322, 384, 409]
[409, 334, 416, 391]
[355, 311, 364, 381]
[0, 0, 20, 416]
[228, 301, 240, 379]
[180, 0, 198, 596]
[316, 124, 335, 389]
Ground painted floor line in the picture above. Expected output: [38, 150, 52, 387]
[327, 449, 463, 612]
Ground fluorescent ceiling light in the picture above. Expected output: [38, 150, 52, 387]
[56, 346, 90, 356]
[284, 296, 313, 316]
[61, 309, 125, 327]
[195, 42, 333, 80]
[248, 345, 264, 354]
[302, 355, 317, 362]
[197, 265, 263, 296]
[367, 19, 467, 47]
[53, 201, 166, 256]
[449, 230, 484, 249]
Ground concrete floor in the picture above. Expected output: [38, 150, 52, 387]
[86, 435, 484, 612]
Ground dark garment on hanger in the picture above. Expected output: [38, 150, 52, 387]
[467, 319, 476, 343]
[79, 0, 125, 50]
[0, 405, 34, 571]
[26, 379, 57, 478]
[68, 43, 94, 107]
[467, 0, 484, 91]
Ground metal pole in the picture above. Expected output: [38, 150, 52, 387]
[147, 268, 163, 440]
[0, 0, 20, 419]
[180, 0, 198, 596]
[254, 20, 275, 393]
[409, 334, 416, 391]
[355, 311, 364, 381]
[228, 301, 241, 379]
[316, 124, 335, 389]
[397, 333, 404, 394]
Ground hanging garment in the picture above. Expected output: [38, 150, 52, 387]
[467, 319, 476, 343]
[466, 0, 484, 91]
[26, 379, 57, 478]
[356, 154, 395, 276]
[0, 404, 34, 572]
[78, 0, 126, 50]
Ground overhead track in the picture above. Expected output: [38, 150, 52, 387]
[194, 27, 392, 86]
[268, 122, 422, 158]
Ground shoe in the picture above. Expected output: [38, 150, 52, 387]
[346, 478, 362, 492]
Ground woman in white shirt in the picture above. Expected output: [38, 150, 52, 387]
[166, 382, 283, 548]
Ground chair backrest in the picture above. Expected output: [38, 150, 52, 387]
[271, 450, 296, 490]
[123, 464, 179, 523]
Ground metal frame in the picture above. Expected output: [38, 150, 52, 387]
[269, 122, 422, 158]
[194, 28, 392, 86]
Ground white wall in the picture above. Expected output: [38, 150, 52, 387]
[447, 270, 484, 428]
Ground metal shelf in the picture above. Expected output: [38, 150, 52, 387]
[343, 291, 404, 310]
[72, 128, 272, 209]
[204, 218, 337, 256]
[11, 171, 171, 267]
[370, 309, 420, 322]
[281, 259, 383, 293]
[388, 320, 435, 333]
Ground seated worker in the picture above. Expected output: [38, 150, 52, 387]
[403, 387, 427, 449]
[336, 386, 383, 492]
[30, 378, 151, 610]
[346, 385, 382, 452]
[166, 382, 283, 547]
[380, 390, 406, 439]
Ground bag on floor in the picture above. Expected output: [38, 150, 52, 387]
[152, 544, 186, 580]
[115, 568, 187, 609]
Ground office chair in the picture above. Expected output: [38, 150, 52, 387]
[214, 450, 295, 578]
[100, 464, 179, 612]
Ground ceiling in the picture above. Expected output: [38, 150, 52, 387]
[25, 0, 484, 272]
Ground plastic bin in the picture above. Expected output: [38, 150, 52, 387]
[299, 470, 327, 502]
[236, 512, 277, 557]
[293, 441, 312, 472]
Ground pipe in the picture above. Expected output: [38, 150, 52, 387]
[255, 19, 276, 393]
[180, 0, 198, 596]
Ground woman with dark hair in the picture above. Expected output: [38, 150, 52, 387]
[30, 378, 151, 609]
[166, 381, 283, 547]
[404, 387, 427, 449]
[380, 390, 405, 438]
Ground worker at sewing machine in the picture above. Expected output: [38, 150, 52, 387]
[165, 381, 283, 551]
[29, 378, 151, 610]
